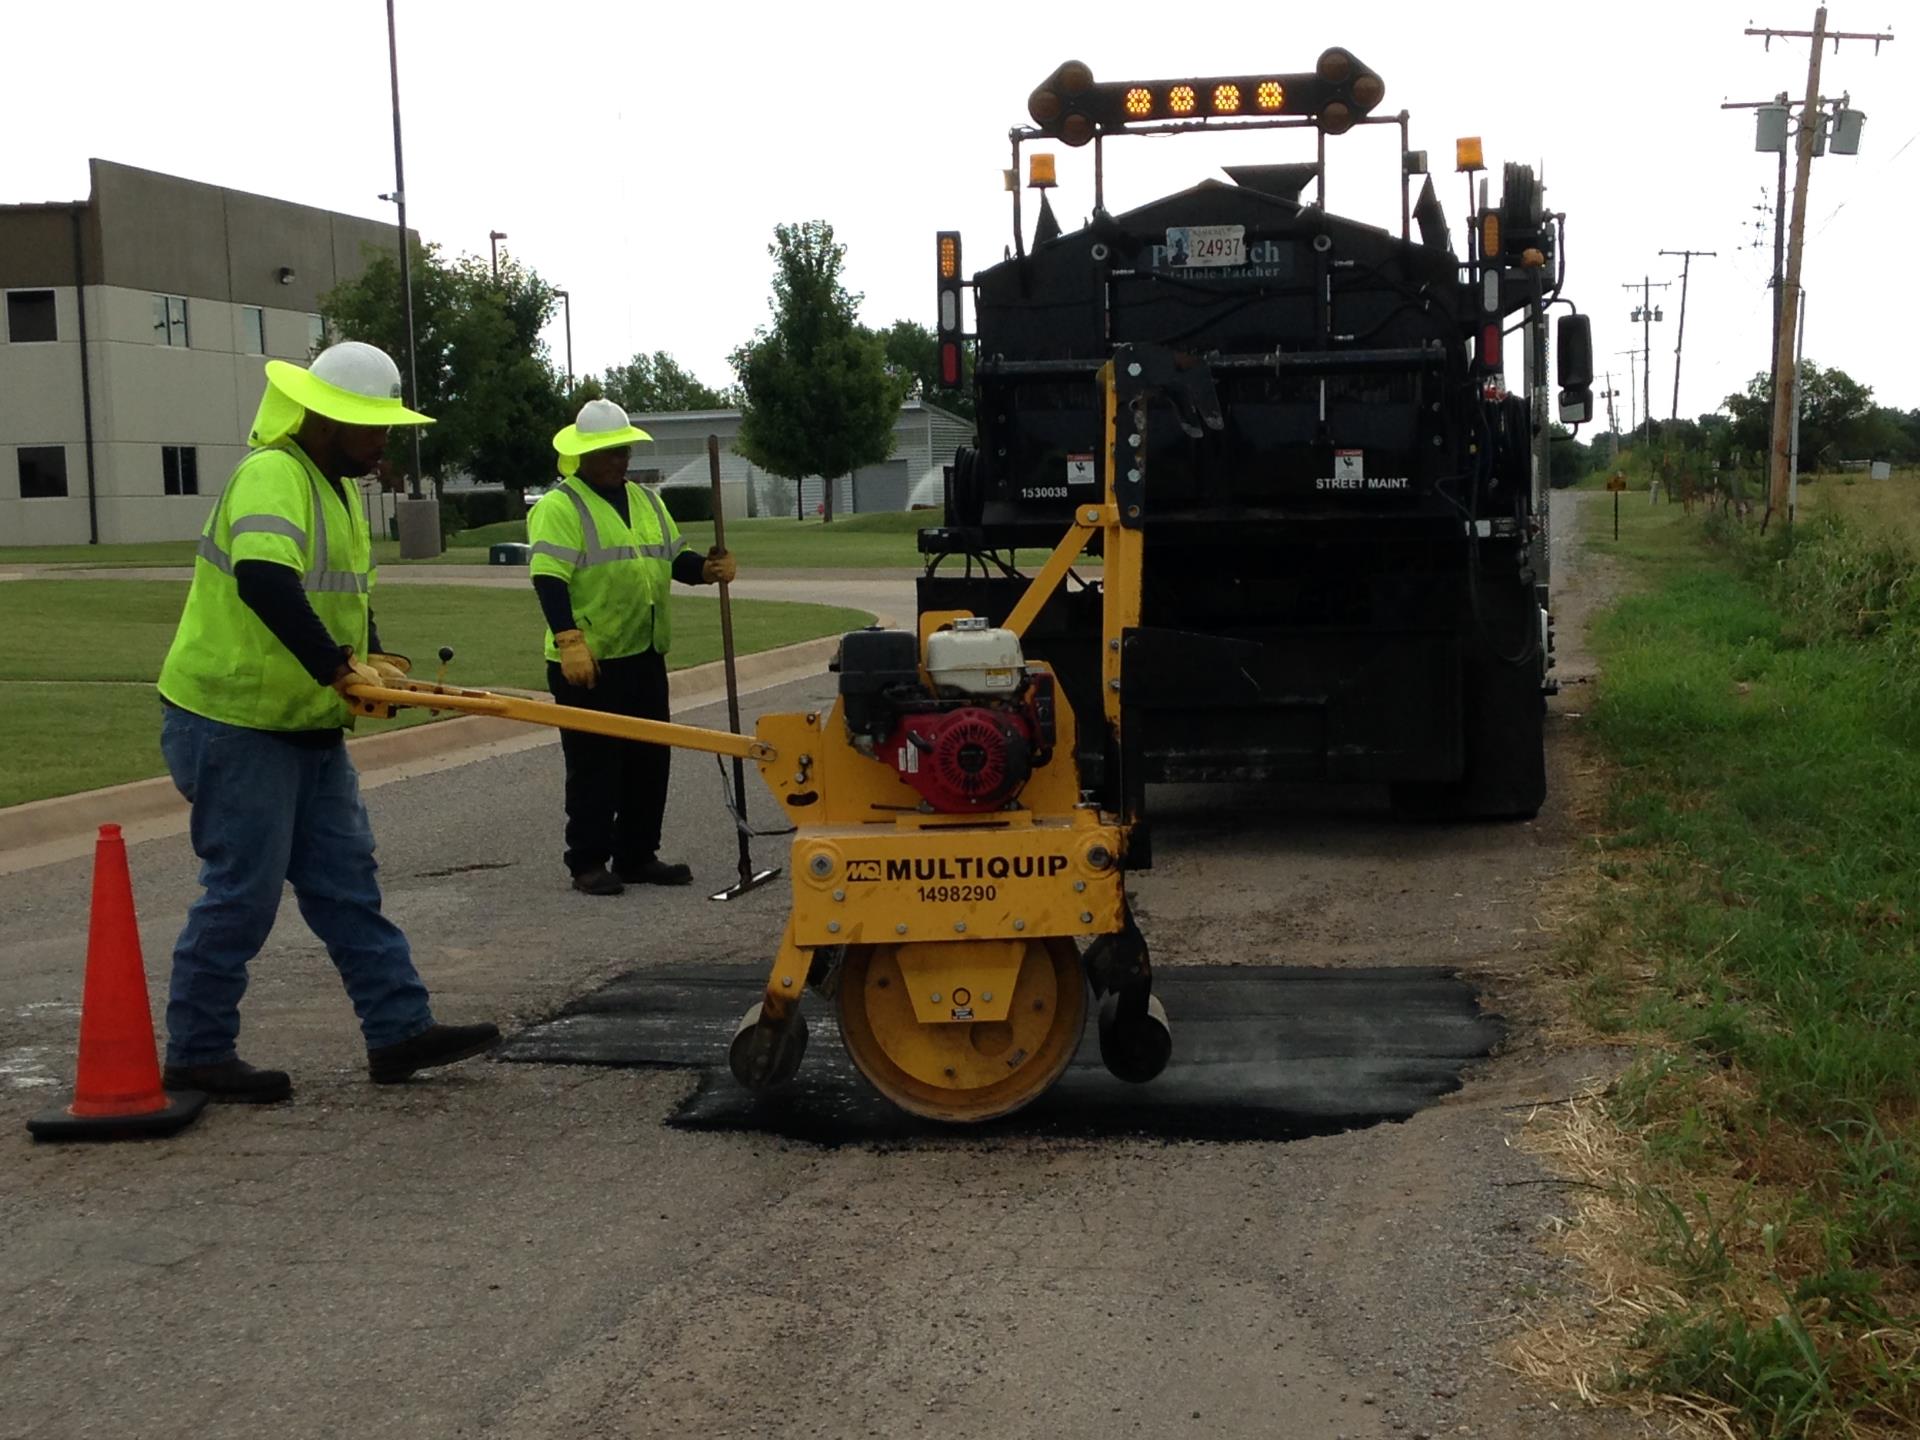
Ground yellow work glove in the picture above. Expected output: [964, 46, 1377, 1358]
[702, 548, 737, 585]
[331, 654, 383, 697]
[367, 651, 411, 684]
[554, 628, 599, 689]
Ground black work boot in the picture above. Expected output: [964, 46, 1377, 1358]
[571, 865, 625, 896]
[162, 1058, 292, 1104]
[367, 1022, 502, 1084]
[616, 859, 693, 886]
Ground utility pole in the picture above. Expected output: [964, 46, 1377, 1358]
[1745, 8, 1895, 524]
[1622, 278, 1669, 449]
[1617, 349, 1641, 442]
[1600, 372, 1621, 461]
[1659, 249, 1716, 420]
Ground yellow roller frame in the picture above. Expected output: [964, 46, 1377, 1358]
[836, 938, 1087, 1123]
[342, 362, 1142, 1123]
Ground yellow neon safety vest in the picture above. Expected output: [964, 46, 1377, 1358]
[527, 476, 689, 662]
[157, 444, 373, 732]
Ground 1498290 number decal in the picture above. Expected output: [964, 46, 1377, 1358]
[918, 883, 997, 904]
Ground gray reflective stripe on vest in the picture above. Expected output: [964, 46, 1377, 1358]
[193, 470, 366, 592]
[563, 485, 670, 565]
[300, 473, 369, 594]
[195, 533, 234, 574]
[636, 485, 684, 560]
[229, 513, 309, 547]
[531, 540, 587, 566]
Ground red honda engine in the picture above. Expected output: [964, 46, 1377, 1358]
[889, 705, 1038, 812]
[833, 622, 1057, 814]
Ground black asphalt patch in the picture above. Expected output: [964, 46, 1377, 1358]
[498, 964, 1502, 1145]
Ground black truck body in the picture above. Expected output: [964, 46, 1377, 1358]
[921, 57, 1591, 841]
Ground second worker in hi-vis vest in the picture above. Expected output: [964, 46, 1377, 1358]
[527, 400, 737, 896]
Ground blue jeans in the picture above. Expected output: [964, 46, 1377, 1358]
[160, 705, 433, 1066]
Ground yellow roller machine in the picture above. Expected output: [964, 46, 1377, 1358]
[347, 357, 1175, 1122]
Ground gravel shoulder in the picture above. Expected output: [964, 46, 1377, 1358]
[0, 492, 1647, 1440]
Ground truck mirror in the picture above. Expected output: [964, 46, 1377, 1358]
[1558, 386, 1593, 425]
[1556, 313, 1593, 389]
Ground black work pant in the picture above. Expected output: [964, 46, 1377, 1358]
[547, 649, 672, 876]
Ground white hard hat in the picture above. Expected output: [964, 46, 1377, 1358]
[576, 399, 632, 436]
[311, 341, 406, 401]
[554, 398, 651, 457]
[263, 341, 431, 426]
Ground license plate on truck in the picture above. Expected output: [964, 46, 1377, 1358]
[1166, 225, 1246, 268]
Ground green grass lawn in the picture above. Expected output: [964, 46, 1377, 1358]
[0, 506, 1095, 573]
[0, 580, 869, 807]
[0, 539, 491, 567]
[1554, 494, 1920, 1435]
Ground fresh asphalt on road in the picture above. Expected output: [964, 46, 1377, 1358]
[0, 496, 1649, 1440]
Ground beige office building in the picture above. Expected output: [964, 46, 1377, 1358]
[0, 159, 408, 547]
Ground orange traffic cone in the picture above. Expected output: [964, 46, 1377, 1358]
[28, 824, 206, 1141]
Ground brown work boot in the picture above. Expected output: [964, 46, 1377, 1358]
[367, 1022, 501, 1084]
[571, 865, 624, 896]
[162, 1058, 292, 1104]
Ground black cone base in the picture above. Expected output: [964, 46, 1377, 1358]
[27, 1088, 208, 1142]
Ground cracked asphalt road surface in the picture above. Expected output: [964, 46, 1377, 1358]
[1, 493, 1648, 1440]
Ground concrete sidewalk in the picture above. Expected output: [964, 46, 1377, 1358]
[0, 561, 917, 623]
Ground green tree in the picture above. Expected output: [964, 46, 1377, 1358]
[730, 221, 908, 523]
[1547, 423, 1595, 488]
[1722, 360, 1876, 469]
[876, 319, 975, 421]
[322, 241, 568, 493]
[599, 351, 729, 413]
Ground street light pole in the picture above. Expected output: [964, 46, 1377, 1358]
[489, 229, 506, 281]
[555, 289, 573, 390]
[383, 0, 422, 502]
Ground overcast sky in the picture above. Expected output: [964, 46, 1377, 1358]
[6, 0, 1913, 423]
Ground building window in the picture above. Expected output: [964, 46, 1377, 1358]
[307, 313, 326, 356]
[162, 445, 199, 496]
[17, 446, 69, 499]
[152, 294, 189, 347]
[5, 290, 57, 343]
[241, 305, 266, 356]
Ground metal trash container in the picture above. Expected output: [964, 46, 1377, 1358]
[489, 542, 532, 566]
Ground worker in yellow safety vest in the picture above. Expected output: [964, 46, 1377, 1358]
[528, 399, 737, 895]
[154, 342, 499, 1102]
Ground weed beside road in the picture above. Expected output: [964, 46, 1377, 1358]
[0, 580, 869, 807]
[1536, 494, 1920, 1437]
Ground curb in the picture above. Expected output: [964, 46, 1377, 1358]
[0, 630, 858, 870]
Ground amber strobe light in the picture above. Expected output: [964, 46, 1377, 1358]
[1023, 57, 1385, 145]
[935, 230, 963, 388]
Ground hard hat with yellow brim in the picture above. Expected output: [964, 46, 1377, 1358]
[263, 341, 434, 427]
[554, 398, 651, 457]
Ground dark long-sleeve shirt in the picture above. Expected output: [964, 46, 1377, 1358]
[223, 472, 382, 744]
